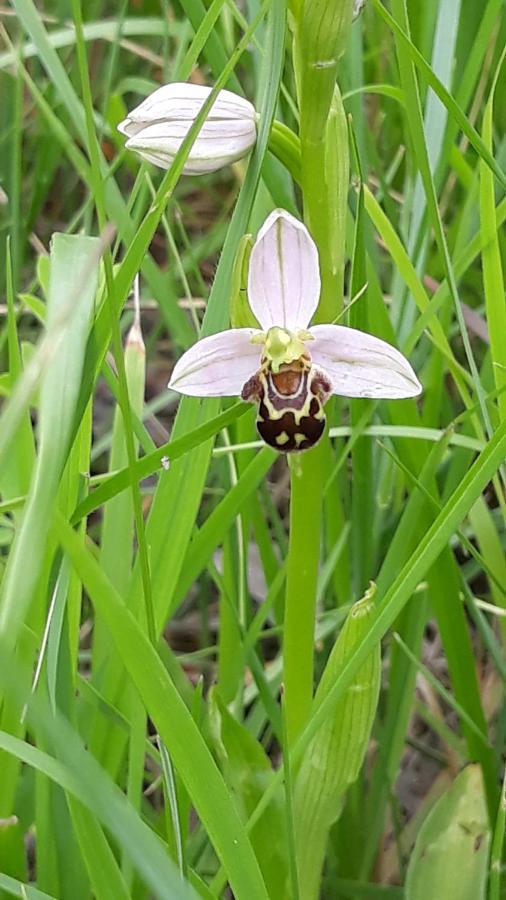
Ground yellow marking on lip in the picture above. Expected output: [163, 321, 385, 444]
[275, 431, 290, 446]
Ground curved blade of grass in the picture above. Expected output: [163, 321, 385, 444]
[480, 51, 506, 422]
[129, 0, 287, 634]
[53, 512, 270, 900]
[0, 873, 56, 900]
[373, 0, 506, 188]
[176, 0, 232, 82]
[0, 18, 186, 69]
[0, 726, 195, 900]
[174, 0, 241, 91]
[71, 401, 250, 524]
[172, 447, 276, 616]
[0, 234, 100, 652]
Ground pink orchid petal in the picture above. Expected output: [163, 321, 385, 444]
[168, 328, 261, 397]
[309, 324, 422, 399]
[247, 209, 321, 331]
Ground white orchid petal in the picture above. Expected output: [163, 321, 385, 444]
[309, 324, 422, 399]
[121, 83, 255, 131]
[117, 117, 139, 137]
[247, 209, 321, 331]
[125, 118, 256, 173]
[168, 329, 261, 397]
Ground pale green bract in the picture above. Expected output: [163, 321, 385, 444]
[406, 766, 491, 900]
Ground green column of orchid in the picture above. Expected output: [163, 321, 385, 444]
[283, 0, 352, 743]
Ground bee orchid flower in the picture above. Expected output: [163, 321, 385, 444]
[169, 209, 422, 452]
[117, 83, 257, 175]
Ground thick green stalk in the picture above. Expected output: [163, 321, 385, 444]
[295, 0, 352, 319]
[284, 445, 325, 741]
[300, 89, 349, 323]
[283, 2, 351, 743]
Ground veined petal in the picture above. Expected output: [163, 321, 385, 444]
[309, 324, 422, 399]
[124, 118, 256, 174]
[117, 83, 255, 137]
[168, 329, 261, 397]
[248, 209, 321, 331]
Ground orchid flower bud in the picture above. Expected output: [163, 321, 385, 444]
[117, 82, 257, 175]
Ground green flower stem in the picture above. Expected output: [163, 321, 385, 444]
[267, 121, 302, 185]
[283, 3, 351, 744]
[300, 88, 349, 324]
[284, 444, 325, 742]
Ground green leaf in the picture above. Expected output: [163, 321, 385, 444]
[66, 798, 131, 900]
[405, 765, 490, 900]
[0, 233, 100, 652]
[0, 873, 56, 900]
[294, 586, 381, 900]
[0, 723, 195, 900]
[479, 52, 506, 422]
[53, 511, 270, 900]
[372, 0, 506, 189]
[208, 689, 289, 897]
[71, 402, 251, 524]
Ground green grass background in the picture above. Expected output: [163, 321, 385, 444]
[0, 0, 505, 897]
